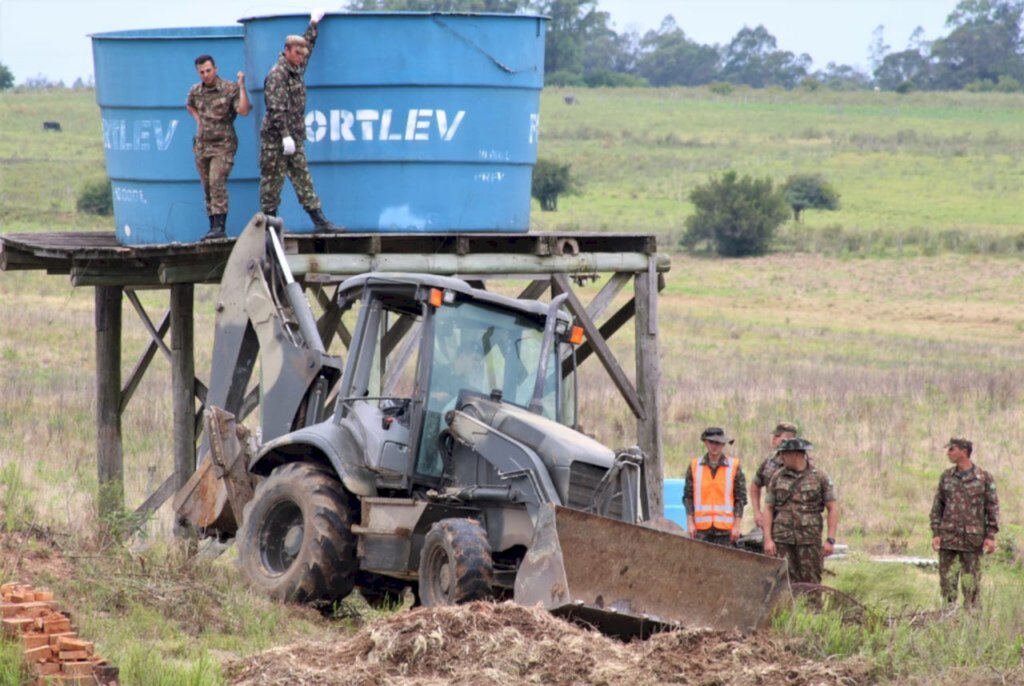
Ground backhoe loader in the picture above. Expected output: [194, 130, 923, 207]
[174, 213, 790, 637]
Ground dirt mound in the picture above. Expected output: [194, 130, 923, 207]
[228, 601, 872, 686]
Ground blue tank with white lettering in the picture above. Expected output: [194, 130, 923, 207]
[91, 26, 258, 244]
[92, 13, 547, 244]
[242, 12, 546, 233]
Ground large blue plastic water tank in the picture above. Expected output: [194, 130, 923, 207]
[91, 27, 258, 245]
[242, 12, 546, 233]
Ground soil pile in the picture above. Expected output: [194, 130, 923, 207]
[228, 601, 871, 685]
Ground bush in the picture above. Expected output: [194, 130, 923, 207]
[681, 171, 789, 257]
[782, 173, 840, 222]
[531, 159, 578, 212]
[546, 70, 586, 87]
[583, 70, 648, 88]
[77, 178, 113, 216]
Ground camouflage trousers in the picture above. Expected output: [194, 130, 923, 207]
[193, 144, 235, 215]
[695, 530, 734, 548]
[258, 137, 321, 213]
[776, 543, 823, 584]
[939, 549, 982, 607]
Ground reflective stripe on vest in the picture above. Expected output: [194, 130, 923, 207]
[691, 456, 740, 531]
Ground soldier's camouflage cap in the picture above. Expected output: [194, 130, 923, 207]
[773, 422, 798, 435]
[700, 426, 734, 444]
[285, 35, 310, 54]
[776, 437, 814, 453]
[945, 436, 972, 451]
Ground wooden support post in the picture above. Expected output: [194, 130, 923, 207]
[96, 286, 124, 523]
[635, 260, 664, 517]
[170, 284, 196, 537]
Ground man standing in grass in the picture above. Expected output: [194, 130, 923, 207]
[684, 427, 746, 547]
[763, 438, 838, 584]
[750, 421, 798, 530]
[187, 54, 250, 240]
[930, 437, 999, 608]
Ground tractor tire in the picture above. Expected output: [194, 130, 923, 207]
[418, 518, 493, 606]
[237, 462, 359, 604]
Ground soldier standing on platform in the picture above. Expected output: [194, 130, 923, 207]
[683, 427, 747, 547]
[750, 421, 798, 530]
[259, 8, 342, 232]
[186, 55, 250, 240]
[930, 437, 999, 608]
[763, 438, 838, 584]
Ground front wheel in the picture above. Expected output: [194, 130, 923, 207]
[418, 518, 493, 606]
[237, 462, 359, 603]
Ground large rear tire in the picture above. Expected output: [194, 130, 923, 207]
[418, 518, 493, 606]
[237, 462, 358, 603]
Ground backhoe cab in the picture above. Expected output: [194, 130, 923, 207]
[174, 215, 790, 637]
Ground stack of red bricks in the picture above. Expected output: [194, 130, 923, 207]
[1, 581, 119, 685]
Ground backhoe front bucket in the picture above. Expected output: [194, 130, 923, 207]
[514, 504, 790, 638]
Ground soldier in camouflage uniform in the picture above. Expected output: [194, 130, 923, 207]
[763, 438, 838, 584]
[930, 437, 999, 608]
[258, 9, 341, 232]
[187, 55, 250, 240]
[750, 421, 798, 530]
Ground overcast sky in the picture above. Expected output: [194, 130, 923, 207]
[0, 0, 958, 84]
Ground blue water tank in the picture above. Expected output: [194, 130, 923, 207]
[664, 478, 688, 529]
[91, 26, 258, 245]
[241, 12, 546, 233]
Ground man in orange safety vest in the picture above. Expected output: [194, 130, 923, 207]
[683, 427, 747, 547]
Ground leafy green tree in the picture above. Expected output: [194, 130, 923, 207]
[635, 16, 720, 86]
[930, 0, 1024, 89]
[531, 159, 577, 211]
[720, 25, 811, 88]
[782, 174, 840, 222]
[0, 63, 14, 91]
[682, 171, 788, 257]
[874, 48, 933, 91]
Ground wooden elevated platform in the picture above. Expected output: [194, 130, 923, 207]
[0, 228, 668, 531]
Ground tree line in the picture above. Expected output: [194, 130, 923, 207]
[345, 0, 1024, 92]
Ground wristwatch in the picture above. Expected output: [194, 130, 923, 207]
[826, 537, 836, 545]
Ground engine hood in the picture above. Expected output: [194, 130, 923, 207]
[458, 396, 615, 471]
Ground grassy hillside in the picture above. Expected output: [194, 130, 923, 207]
[1, 87, 1023, 684]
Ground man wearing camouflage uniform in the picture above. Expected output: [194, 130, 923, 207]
[258, 9, 341, 232]
[930, 437, 999, 608]
[186, 55, 250, 240]
[763, 438, 838, 584]
[750, 421, 798, 530]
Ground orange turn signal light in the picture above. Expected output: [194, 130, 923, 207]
[569, 325, 584, 345]
[429, 288, 444, 307]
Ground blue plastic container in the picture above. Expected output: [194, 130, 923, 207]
[241, 12, 546, 232]
[664, 478, 688, 529]
[91, 26, 257, 245]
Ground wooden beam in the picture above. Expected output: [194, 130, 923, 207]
[563, 297, 635, 374]
[95, 286, 124, 521]
[517, 279, 550, 301]
[551, 274, 644, 420]
[313, 285, 351, 349]
[585, 272, 632, 322]
[120, 311, 171, 414]
[170, 284, 196, 537]
[635, 259, 664, 517]
[125, 289, 172, 360]
[132, 473, 177, 520]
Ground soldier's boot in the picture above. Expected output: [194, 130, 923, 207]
[202, 214, 227, 241]
[308, 207, 343, 232]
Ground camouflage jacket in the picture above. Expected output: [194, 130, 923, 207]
[929, 464, 999, 551]
[187, 77, 241, 149]
[260, 22, 318, 143]
[765, 466, 836, 545]
[753, 454, 784, 488]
